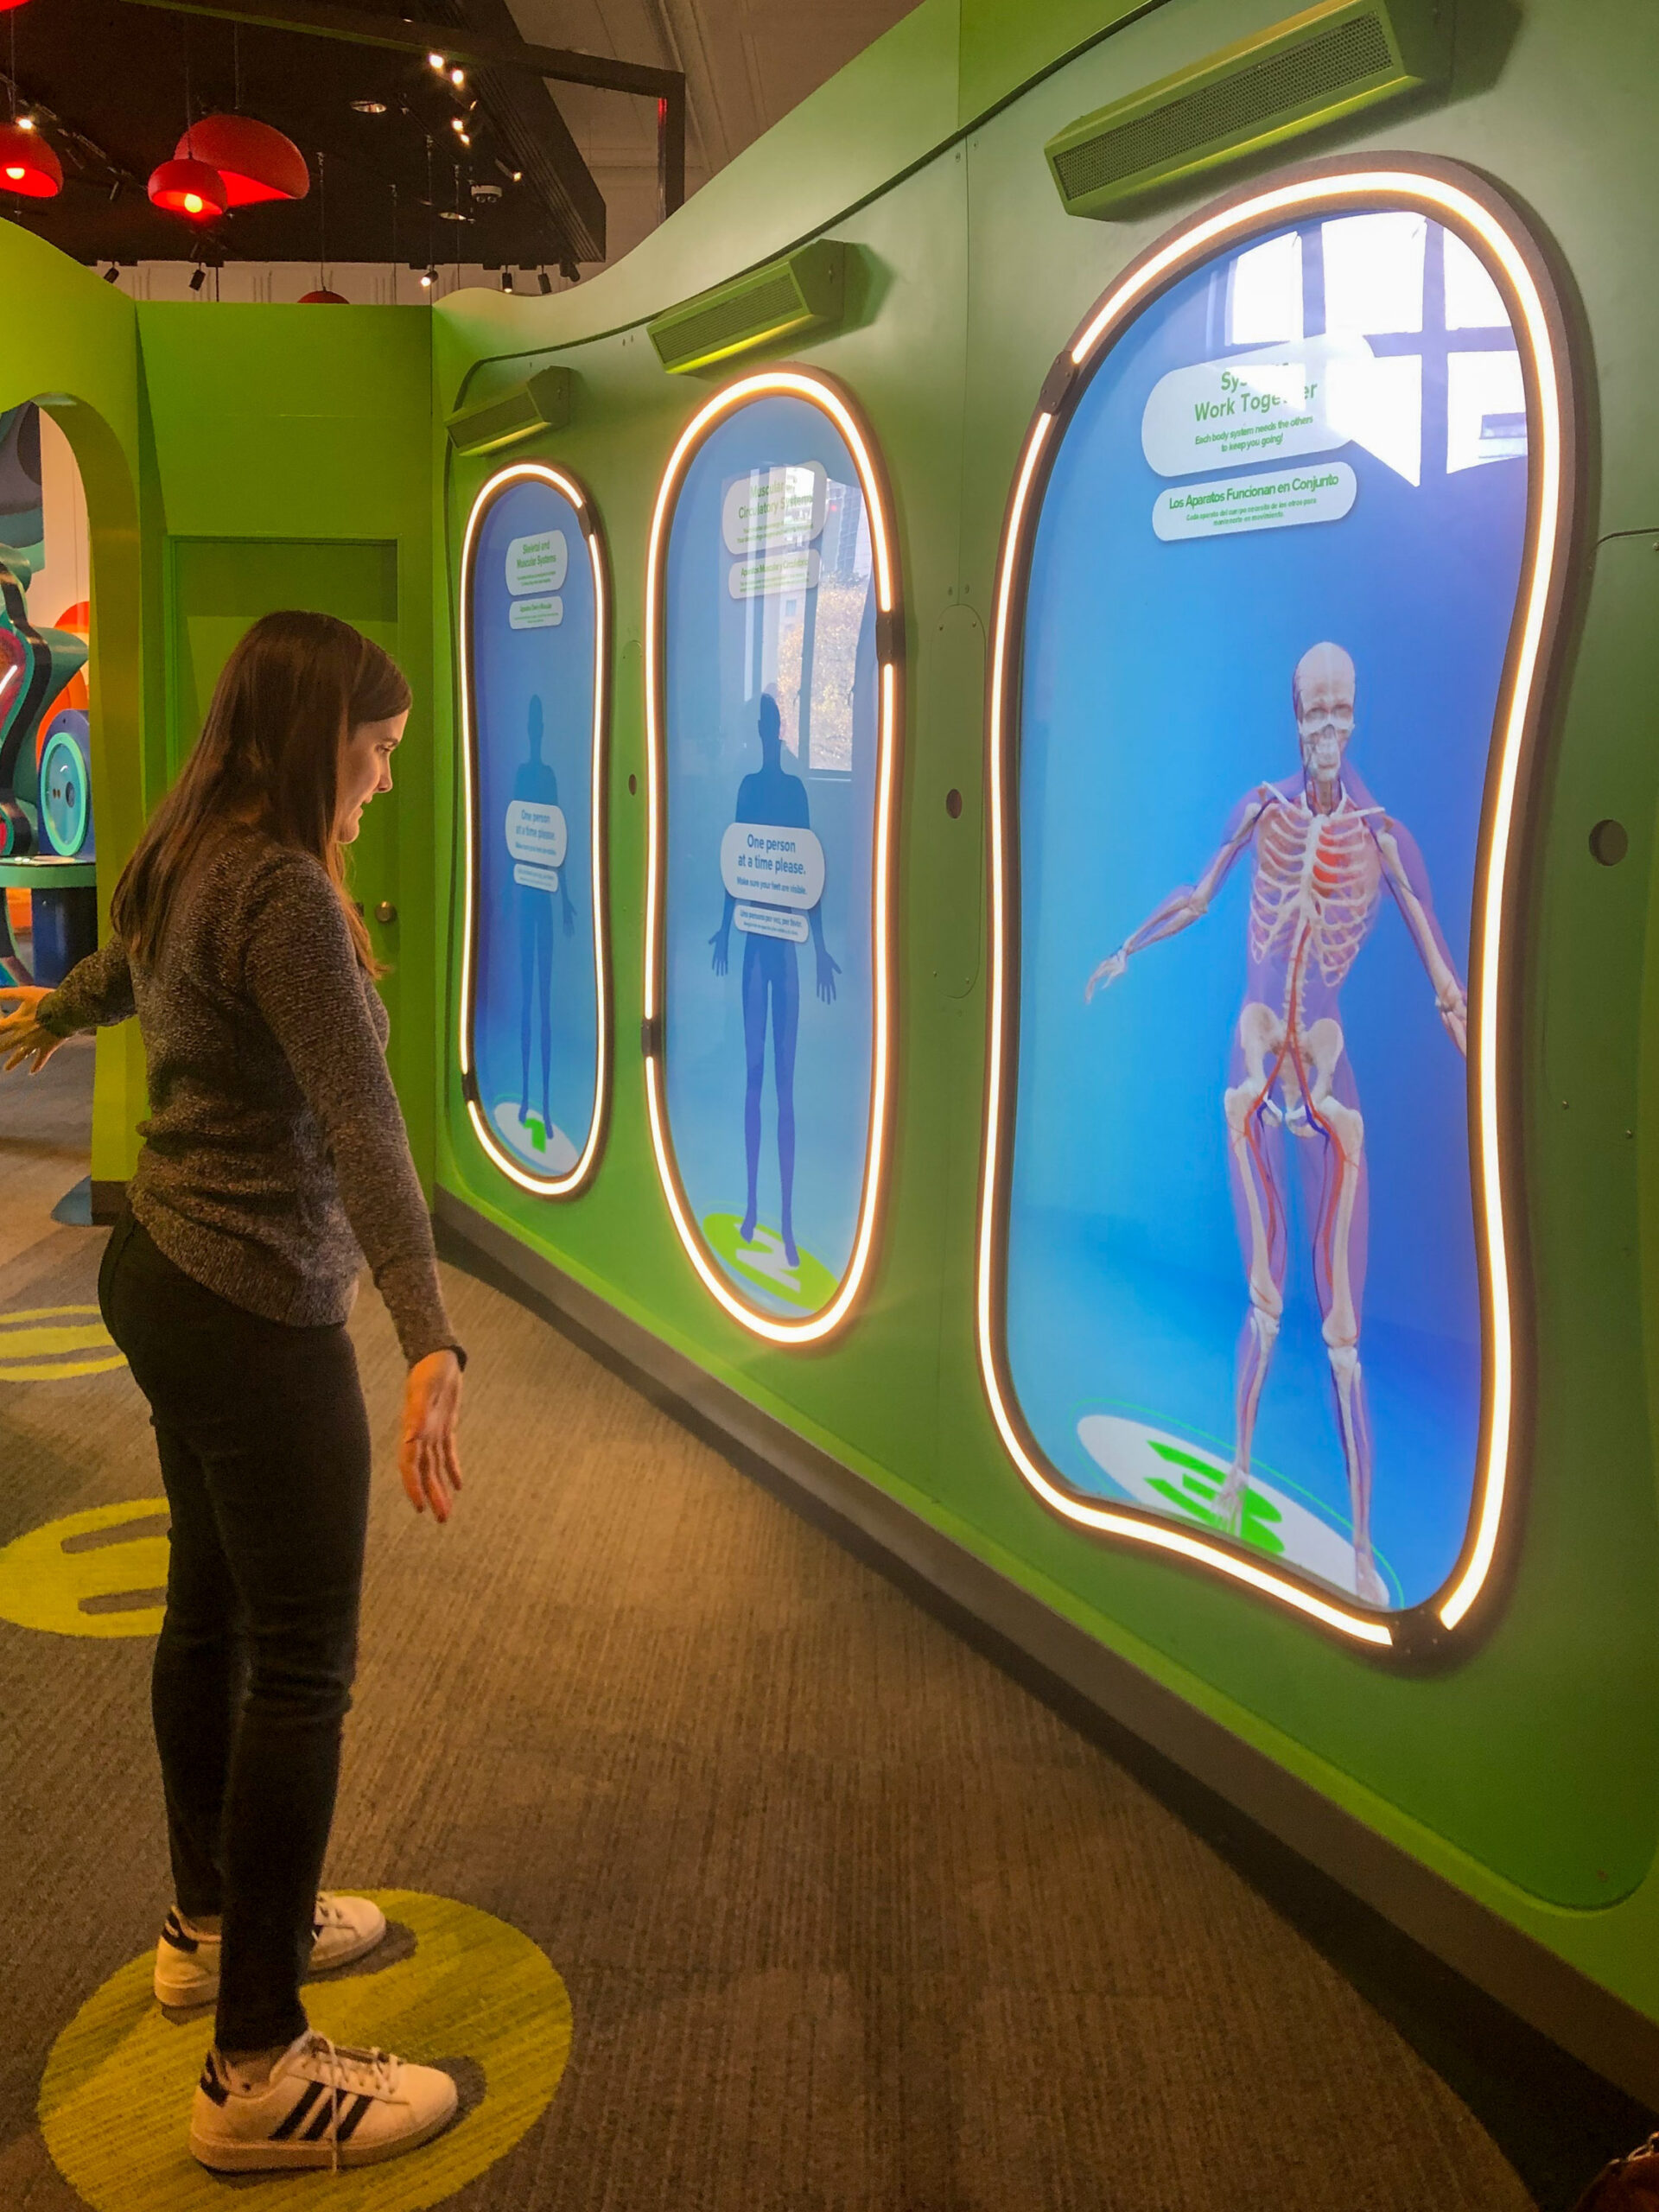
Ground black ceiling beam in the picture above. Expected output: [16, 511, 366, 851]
[120, 0, 688, 237]
[427, 0, 603, 270]
[119, 0, 678, 101]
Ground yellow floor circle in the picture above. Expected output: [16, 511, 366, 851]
[0, 1303, 127, 1382]
[39, 1889, 573, 2211]
[0, 1498, 171, 1637]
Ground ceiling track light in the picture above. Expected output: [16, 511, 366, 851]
[450, 67, 465, 86]
[102, 262, 120, 283]
[428, 51, 445, 70]
[420, 266, 436, 289]
[188, 265, 206, 292]
[499, 267, 512, 292]
[537, 268, 551, 295]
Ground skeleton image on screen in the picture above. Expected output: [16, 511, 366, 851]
[1084, 642, 1468, 1605]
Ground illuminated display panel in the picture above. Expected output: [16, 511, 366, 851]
[978, 161, 1577, 1653]
[645, 371, 900, 1343]
[459, 463, 610, 1197]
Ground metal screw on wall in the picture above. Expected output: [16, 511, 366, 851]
[374, 900, 397, 925]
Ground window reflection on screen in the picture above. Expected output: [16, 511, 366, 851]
[727, 465, 871, 779]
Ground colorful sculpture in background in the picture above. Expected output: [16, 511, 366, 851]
[0, 403, 92, 985]
[1085, 642, 1469, 1606]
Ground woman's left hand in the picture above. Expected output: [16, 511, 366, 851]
[398, 1349, 464, 1522]
[0, 985, 64, 1074]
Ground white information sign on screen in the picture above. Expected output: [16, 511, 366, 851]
[513, 862, 560, 893]
[1153, 461, 1357, 541]
[505, 530, 569, 595]
[721, 463, 827, 554]
[505, 799, 568, 869]
[728, 549, 821, 600]
[510, 595, 563, 630]
[1141, 334, 1372, 477]
[735, 903, 810, 942]
[720, 821, 826, 910]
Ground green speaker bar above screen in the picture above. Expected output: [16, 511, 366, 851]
[1045, 0, 1453, 219]
[647, 241, 847, 374]
[446, 365, 574, 457]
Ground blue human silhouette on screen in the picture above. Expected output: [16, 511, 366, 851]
[709, 691, 840, 1266]
[515, 693, 575, 1135]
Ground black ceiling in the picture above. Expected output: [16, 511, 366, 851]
[1, 0, 620, 268]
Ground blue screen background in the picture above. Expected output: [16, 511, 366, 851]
[662, 395, 878, 1313]
[467, 475, 600, 1179]
[1007, 217, 1527, 1608]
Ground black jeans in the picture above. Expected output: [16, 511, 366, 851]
[99, 1210, 371, 2052]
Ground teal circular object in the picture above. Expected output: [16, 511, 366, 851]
[41, 721, 90, 857]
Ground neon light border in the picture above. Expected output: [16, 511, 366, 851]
[457, 461, 613, 1198]
[643, 367, 903, 1344]
[976, 157, 1579, 1656]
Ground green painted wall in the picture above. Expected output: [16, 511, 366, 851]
[430, 0, 1659, 2038]
[136, 303, 440, 1183]
[0, 281, 441, 1185]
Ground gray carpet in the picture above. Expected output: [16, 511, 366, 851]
[0, 1054, 1543, 2209]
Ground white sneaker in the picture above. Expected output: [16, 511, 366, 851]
[189, 2031, 459, 2171]
[153, 1893, 389, 2007]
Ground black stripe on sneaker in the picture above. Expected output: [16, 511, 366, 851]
[197, 2063, 229, 2108]
[302, 2098, 340, 2143]
[334, 2094, 375, 2144]
[162, 1912, 200, 1955]
[269, 2082, 324, 2140]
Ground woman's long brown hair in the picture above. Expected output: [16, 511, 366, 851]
[111, 610, 410, 976]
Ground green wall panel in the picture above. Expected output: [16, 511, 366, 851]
[137, 305, 438, 1185]
[429, 0, 1659, 2037]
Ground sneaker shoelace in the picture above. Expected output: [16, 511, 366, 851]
[300, 2031, 400, 2173]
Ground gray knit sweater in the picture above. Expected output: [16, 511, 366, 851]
[41, 828, 460, 1367]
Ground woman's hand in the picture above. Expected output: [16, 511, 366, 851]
[0, 985, 65, 1074]
[399, 1350, 464, 1522]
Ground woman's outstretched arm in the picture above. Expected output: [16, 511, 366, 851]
[1, 935, 135, 1071]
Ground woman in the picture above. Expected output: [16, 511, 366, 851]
[0, 611, 466, 2173]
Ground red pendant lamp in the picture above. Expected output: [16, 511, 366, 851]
[298, 288, 347, 304]
[0, 120, 61, 198]
[175, 114, 308, 207]
[148, 155, 226, 221]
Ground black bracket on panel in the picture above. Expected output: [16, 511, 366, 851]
[1038, 352, 1077, 416]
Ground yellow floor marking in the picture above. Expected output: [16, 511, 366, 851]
[0, 1302, 126, 1381]
[40, 1890, 573, 2211]
[0, 1500, 170, 1637]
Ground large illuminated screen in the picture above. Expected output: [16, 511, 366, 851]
[656, 388, 884, 1325]
[461, 466, 607, 1193]
[1003, 205, 1538, 1615]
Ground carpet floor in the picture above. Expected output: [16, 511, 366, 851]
[0, 1052, 1621, 2210]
